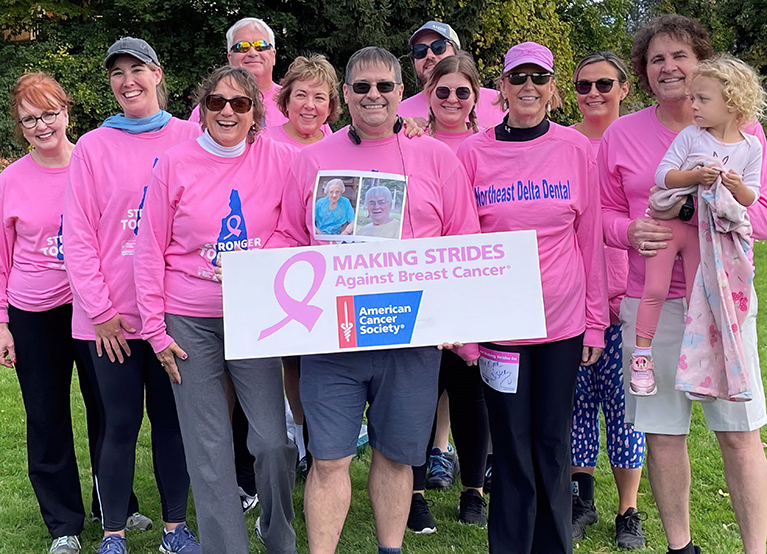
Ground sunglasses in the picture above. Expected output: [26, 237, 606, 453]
[574, 78, 616, 95]
[434, 86, 472, 100]
[19, 110, 61, 129]
[507, 72, 554, 86]
[230, 40, 272, 53]
[204, 94, 254, 113]
[412, 39, 449, 60]
[350, 81, 397, 94]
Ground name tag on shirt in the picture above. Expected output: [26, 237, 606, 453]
[479, 346, 520, 394]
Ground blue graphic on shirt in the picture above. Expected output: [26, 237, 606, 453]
[56, 214, 64, 261]
[213, 189, 248, 266]
[133, 158, 158, 236]
[354, 290, 422, 347]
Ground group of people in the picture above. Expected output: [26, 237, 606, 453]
[3, 11, 767, 554]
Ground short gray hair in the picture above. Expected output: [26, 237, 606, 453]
[323, 179, 345, 194]
[226, 18, 276, 51]
[345, 47, 402, 84]
[365, 186, 392, 204]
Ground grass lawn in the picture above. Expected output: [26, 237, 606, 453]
[2, 244, 767, 554]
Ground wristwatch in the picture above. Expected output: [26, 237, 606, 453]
[678, 194, 695, 222]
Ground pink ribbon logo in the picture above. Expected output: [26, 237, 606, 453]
[258, 251, 326, 341]
[223, 215, 243, 240]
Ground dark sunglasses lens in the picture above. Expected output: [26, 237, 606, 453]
[530, 74, 551, 85]
[230, 97, 253, 113]
[412, 44, 428, 59]
[508, 74, 527, 85]
[430, 39, 447, 56]
[352, 82, 372, 94]
[206, 95, 227, 111]
[574, 80, 592, 94]
[232, 42, 249, 53]
[595, 79, 614, 93]
[456, 87, 471, 100]
[376, 81, 395, 93]
[435, 86, 450, 100]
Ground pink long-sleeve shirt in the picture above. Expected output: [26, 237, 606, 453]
[135, 135, 299, 352]
[189, 82, 289, 127]
[399, 88, 505, 129]
[267, 128, 480, 248]
[262, 123, 332, 148]
[599, 106, 767, 299]
[64, 118, 200, 341]
[458, 123, 608, 348]
[0, 155, 71, 321]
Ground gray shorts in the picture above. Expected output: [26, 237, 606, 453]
[299, 346, 442, 466]
[620, 291, 766, 434]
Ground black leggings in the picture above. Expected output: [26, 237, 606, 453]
[483, 335, 582, 554]
[413, 349, 490, 490]
[89, 339, 189, 531]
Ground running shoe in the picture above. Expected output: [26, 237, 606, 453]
[629, 354, 657, 396]
[160, 524, 201, 554]
[407, 493, 436, 534]
[572, 494, 598, 540]
[125, 511, 153, 530]
[238, 486, 258, 514]
[615, 507, 646, 549]
[458, 489, 487, 527]
[96, 534, 126, 554]
[426, 444, 460, 490]
[49, 536, 80, 554]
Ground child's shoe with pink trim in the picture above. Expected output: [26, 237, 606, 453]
[630, 354, 657, 396]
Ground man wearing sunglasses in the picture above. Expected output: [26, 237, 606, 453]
[189, 17, 288, 127]
[268, 46, 480, 554]
[399, 20, 504, 128]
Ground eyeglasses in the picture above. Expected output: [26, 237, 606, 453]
[19, 111, 61, 129]
[350, 81, 397, 94]
[574, 78, 616, 95]
[507, 73, 554, 86]
[204, 94, 254, 113]
[412, 39, 449, 60]
[434, 86, 472, 100]
[230, 40, 272, 53]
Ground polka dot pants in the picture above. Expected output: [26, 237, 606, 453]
[571, 324, 645, 469]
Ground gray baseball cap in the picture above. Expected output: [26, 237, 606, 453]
[409, 21, 461, 50]
[104, 37, 160, 69]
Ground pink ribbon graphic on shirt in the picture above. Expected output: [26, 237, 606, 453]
[223, 215, 243, 240]
[258, 251, 327, 341]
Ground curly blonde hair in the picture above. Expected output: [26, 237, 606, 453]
[692, 54, 766, 126]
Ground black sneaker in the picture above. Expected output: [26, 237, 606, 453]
[458, 489, 487, 527]
[615, 507, 646, 549]
[665, 545, 702, 554]
[426, 445, 460, 490]
[572, 494, 598, 540]
[407, 493, 436, 534]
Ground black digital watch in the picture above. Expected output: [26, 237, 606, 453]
[678, 194, 695, 222]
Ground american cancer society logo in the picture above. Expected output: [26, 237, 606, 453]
[336, 291, 422, 348]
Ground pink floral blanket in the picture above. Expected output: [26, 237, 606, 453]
[676, 157, 753, 401]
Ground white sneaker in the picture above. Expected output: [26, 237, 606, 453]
[239, 486, 258, 514]
[125, 511, 153, 531]
[50, 536, 80, 554]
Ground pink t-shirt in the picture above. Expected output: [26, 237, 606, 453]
[399, 87, 504, 129]
[64, 118, 200, 341]
[0, 155, 71, 320]
[458, 124, 608, 348]
[262, 123, 332, 148]
[433, 129, 475, 154]
[600, 106, 767, 299]
[135, 135, 299, 352]
[268, 129, 480, 247]
[189, 82, 289, 127]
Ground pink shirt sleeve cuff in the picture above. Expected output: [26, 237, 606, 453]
[616, 220, 632, 250]
[91, 307, 118, 326]
[148, 333, 174, 354]
[584, 328, 606, 349]
[0, 309, 8, 324]
[455, 343, 479, 362]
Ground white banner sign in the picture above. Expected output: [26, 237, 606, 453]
[222, 231, 546, 359]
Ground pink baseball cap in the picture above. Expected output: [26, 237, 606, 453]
[503, 42, 554, 73]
